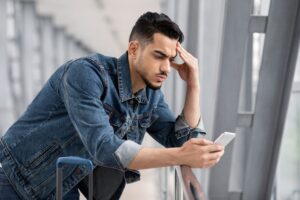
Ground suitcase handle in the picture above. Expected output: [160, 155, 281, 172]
[57, 156, 93, 172]
[56, 156, 93, 200]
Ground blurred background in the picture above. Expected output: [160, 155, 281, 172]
[0, 0, 299, 199]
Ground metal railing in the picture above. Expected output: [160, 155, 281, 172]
[174, 166, 205, 200]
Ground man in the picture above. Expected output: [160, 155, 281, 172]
[0, 12, 224, 199]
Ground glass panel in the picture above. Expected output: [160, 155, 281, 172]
[294, 48, 300, 82]
[276, 46, 300, 199]
[251, 33, 265, 111]
[276, 92, 300, 199]
[254, 0, 270, 16]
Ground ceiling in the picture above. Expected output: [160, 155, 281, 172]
[36, 0, 162, 56]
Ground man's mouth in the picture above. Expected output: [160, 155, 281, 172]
[156, 74, 167, 82]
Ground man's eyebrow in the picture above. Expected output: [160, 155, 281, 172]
[154, 50, 177, 59]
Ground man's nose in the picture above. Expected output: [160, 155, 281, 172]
[160, 61, 171, 74]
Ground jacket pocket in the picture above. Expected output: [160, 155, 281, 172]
[24, 140, 63, 169]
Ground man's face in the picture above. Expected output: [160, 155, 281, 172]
[134, 33, 178, 90]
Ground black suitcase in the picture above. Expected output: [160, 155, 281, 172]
[56, 156, 93, 200]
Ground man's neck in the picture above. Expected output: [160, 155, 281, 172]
[128, 56, 146, 93]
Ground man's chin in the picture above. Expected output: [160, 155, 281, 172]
[141, 75, 163, 90]
[146, 82, 162, 90]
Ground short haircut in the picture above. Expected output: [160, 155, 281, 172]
[129, 12, 184, 45]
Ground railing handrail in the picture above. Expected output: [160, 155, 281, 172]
[174, 165, 205, 200]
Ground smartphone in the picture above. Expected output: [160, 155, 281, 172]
[214, 132, 236, 147]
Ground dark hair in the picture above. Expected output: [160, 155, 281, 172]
[129, 12, 184, 44]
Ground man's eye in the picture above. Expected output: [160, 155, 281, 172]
[154, 55, 163, 59]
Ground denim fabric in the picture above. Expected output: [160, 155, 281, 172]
[0, 167, 79, 200]
[0, 167, 22, 200]
[0, 52, 205, 200]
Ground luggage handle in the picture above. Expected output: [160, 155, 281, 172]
[56, 156, 93, 200]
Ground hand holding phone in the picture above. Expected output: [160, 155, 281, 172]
[214, 132, 236, 147]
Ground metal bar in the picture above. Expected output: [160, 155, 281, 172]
[56, 167, 63, 200]
[175, 166, 205, 200]
[175, 169, 182, 200]
[243, 0, 300, 199]
[89, 173, 93, 200]
[227, 33, 254, 197]
[236, 112, 254, 128]
[208, 0, 252, 198]
[249, 16, 268, 33]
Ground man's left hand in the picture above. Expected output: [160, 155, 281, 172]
[171, 43, 200, 88]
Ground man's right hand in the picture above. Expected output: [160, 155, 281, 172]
[178, 138, 224, 168]
[127, 138, 224, 170]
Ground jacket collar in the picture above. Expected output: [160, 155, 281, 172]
[117, 52, 148, 104]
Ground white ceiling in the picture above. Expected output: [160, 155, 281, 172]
[36, 0, 162, 57]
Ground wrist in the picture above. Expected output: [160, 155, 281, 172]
[187, 82, 200, 90]
[168, 147, 182, 166]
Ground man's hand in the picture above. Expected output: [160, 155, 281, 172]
[127, 138, 224, 170]
[171, 43, 200, 88]
[178, 138, 224, 168]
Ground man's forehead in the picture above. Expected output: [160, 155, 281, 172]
[147, 33, 178, 56]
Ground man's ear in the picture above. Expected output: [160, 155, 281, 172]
[128, 41, 139, 59]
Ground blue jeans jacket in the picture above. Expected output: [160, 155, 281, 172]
[0, 52, 205, 200]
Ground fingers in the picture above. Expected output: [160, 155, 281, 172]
[177, 46, 189, 63]
[176, 43, 198, 70]
[190, 138, 213, 145]
[200, 151, 224, 168]
[189, 138, 223, 152]
[207, 150, 224, 161]
[170, 61, 180, 70]
[202, 160, 219, 168]
[182, 138, 225, 168]
[177, 42, 191, 56]
[203, 144, 224, 153]
[177, 43, 192, 61]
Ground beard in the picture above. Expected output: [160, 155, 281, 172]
[143, 76, 162, 90]
[136, 69, 162, 90]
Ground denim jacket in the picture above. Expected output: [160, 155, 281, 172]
[0, 52, 205, 200]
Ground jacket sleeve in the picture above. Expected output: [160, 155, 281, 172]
[59, 59, 141, 170]
[147, 91, 206, 147]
